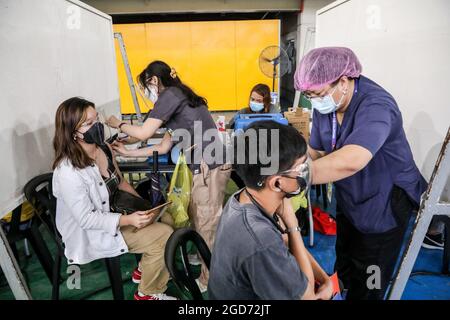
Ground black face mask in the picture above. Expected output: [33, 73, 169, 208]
[279, 176, 307, 199]
[80, 122, 105, 146]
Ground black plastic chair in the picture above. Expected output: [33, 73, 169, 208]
[1, 202, 54, 283]
[164, 228, 211, 300]
[23, 173, 126, 300]
[230, 170, 245, 190]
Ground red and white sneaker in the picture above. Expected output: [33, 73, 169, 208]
[134, 292, 178, 300]
[132, 267, 172, 284]
[132, 267, 142, 284]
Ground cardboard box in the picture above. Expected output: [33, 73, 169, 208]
[284, 107, 310, 142]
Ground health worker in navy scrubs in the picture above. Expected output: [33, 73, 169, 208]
[294, 47, 427, 300]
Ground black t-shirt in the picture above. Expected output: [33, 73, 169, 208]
[149, 87, 225, 172]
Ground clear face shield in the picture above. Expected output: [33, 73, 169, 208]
[278, 156, 313, 196]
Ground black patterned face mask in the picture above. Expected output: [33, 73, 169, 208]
[80, 121, 105, 146]
[277, 158, 312, 198]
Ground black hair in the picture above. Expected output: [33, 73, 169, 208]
[232, 120, 307, 190]
[137, 60, 207, 108]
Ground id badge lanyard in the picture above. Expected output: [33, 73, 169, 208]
[326, 113, 337, 204]
[327, 79, 359, 203]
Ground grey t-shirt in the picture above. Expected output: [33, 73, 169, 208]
[208, 190, 308, 300]
[148, 87, 224, 171]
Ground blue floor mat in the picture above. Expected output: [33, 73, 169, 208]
[307, 188, 450, 300]
[305, 231, 450, 299]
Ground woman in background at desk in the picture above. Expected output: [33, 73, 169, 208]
[229, 83, 281, 189]
[52, 97, 176, 300]
[228, 83, 280, 129]
[106, 60, 231, 290]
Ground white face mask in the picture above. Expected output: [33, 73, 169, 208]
[311, 86, 346, 115]
[144, 86, 158, 104]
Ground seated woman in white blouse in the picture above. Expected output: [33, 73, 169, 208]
[52, 97, 175, 300]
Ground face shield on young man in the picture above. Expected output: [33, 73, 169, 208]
[277, 157, 313, 198]
[255, 156, 313, 198]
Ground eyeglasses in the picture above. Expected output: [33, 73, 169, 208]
[279, 159, 312, 193]
[278, 157, 311, 181]
[256, 157, 312, 189]
[303, 85, 337, 101]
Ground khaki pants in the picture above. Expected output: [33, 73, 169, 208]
[121, 222, 173, 295]
[189, 162, 231, 285]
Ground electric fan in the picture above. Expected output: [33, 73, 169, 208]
[259, 45, 291, 91]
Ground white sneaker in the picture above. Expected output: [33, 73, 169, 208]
[134, 291, 178, 300]
[195, 279, 208, 293]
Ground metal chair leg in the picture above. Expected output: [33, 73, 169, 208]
[25, 224, 54, 282]
[134, 253, 142, 265]
[23, 239, 31, 257]
[52, 254, 62, 300]
[9, 242, 19, 263]
[105, 256, 124, 300]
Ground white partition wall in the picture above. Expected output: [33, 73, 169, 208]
[315, 0, 450, 181]
[0, 0, 120, 218]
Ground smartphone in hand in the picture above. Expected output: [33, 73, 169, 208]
[106, 133, 118, 144]
[117, 132, 129, 141]
[132, 201, 172, 232]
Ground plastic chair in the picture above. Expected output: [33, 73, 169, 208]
[1, 202, 54, 283]
[24, 173, 126, 300]
[164, 228, 211, 300]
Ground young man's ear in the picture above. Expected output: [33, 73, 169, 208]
[266, 176, 282, 193]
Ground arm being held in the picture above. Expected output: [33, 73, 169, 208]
[311, 102, 392, 185]
[106, 116, 163, 141]
[311, 144, 372, 185]
[111, 132, 173, 158]
[308, 145, 326, 160]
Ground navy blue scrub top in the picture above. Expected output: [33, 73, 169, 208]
[310, 75, 427, 234]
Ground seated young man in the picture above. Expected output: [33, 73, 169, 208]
[208, 121, 333, 300]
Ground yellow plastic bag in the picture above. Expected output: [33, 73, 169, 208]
[290, 190, 308, 213]
[167, 152, 192, 228]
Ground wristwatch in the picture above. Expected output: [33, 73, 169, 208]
[285, 226, 302, 234]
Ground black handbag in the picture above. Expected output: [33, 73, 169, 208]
[111, 190, 153, 214]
